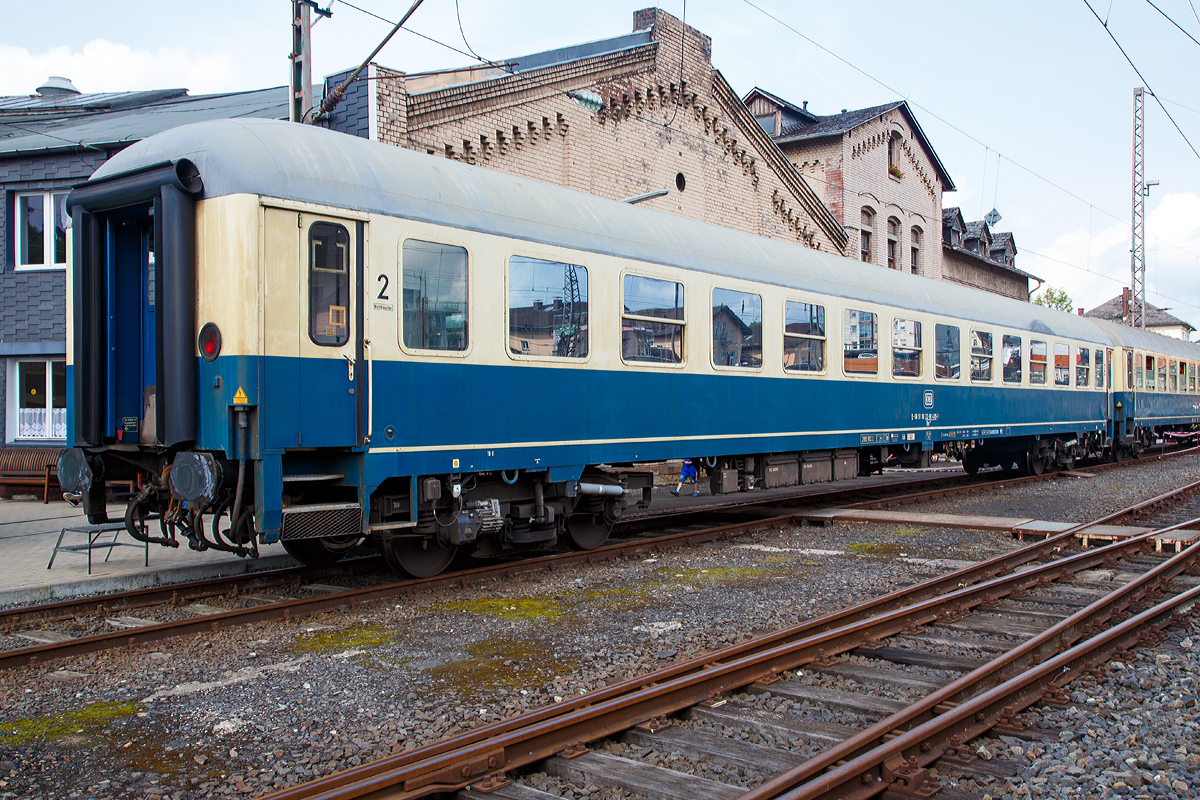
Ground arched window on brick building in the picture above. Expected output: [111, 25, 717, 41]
[910, 226, 923, 275]
[860, 208, 875, 263]
[887, 217, 900, 269]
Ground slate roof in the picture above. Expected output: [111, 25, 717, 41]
[992, 231, 1016, 253]
[0, 87, 288, 155]
[943, 243, 1042, 284]
[0, 89, 187, 121]
[1083, 296, 1196, 331]
[943, 206, 965, 229]
[740, 87, 818, 125]
[964, 220, 990, 241]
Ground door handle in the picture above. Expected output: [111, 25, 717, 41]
[344, 353, 354, 381]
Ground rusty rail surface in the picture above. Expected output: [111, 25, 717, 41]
[257, 481, 1200, 800]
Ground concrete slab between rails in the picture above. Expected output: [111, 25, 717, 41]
[1013, 519, 1197, 551]
[0, 497, 304, 607]
[0, 552, 301, 609]
[800, 508, 1033, 532]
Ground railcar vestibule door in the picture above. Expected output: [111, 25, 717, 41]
[263, 208, 363, 449]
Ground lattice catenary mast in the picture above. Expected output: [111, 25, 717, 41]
[1130, 87, 1146, 329]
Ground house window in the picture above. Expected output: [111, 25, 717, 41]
[15, 191, 69, 269]
[784, 301, 825, 372]
[401, 239, 469, 351]
[711, 288, 762, 368]
[843, 309, 878, 374]
[8, 359, 66, 440]
[910, 227, 922, 274]
[970, 330, 993, 382]
[622, 274, 684, 364]
[1029, 340, 1047, 385]
[888, 132, 902, 175]
[892, 318, 921, 377]
[507, 256, 588, 358]
[860, 208, 874, 263]
[935, 324, 960, 380]
[887, 218, 900, 270]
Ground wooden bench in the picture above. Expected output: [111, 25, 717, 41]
[0, 447, 63, 503]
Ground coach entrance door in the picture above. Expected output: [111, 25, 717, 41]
[263, 208, 364, 450]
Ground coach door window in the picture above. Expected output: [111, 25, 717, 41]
[1030, 340, 1047, 385]
[1170, 360, 1179, 392]
[1136, 355, 1144, 389]
[1144, 356, 1154, 389]
[970, 330, 993, 382]
[1179, 361, 1187, 393]
[1191, 364, 1196, 392]
[1095, 350, 1104, 389]
[1002, 336, 1022, 383]
[508, 256, 588, 358]
[623, 275, 684, 364]
[843, 309, 878, 375]
[892, 318, 922, 378]
[935, 324, 960, 380]
[402, 239, 469, 351]
[1158, 359, 1168, 392]
[309, 222, 350, 346]
[712, 288, 762, 368]
[1076, 347, 1090, 387]
[784, 301, 825, 372]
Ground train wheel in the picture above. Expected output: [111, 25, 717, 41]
[566, 514, 612, 550]
[1026, 450, 1045, 476]
[1112, 445, 1125, 463]
[961, 452, 981, 475]
[378, 534, 457, 578]
[282, 535, 361, 568]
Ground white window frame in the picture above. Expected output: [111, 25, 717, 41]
[6, 358, 67, 442]
[14, 190, 69, 270]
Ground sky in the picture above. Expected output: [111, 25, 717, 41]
[5, 1, 1200, 331]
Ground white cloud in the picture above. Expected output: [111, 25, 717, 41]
[0, 40, 249, 96]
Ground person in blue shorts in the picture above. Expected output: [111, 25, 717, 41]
[671, 458, 701, 497]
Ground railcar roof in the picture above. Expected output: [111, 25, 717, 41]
[1091, 319, 1200, 358]
[86, 119, 1141, 347]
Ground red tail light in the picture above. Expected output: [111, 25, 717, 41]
[199, 323, 222, 362]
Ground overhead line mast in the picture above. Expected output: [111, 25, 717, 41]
[1131, 87, 1146, 329]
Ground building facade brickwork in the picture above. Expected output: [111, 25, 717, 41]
[320, 9, 846, 255]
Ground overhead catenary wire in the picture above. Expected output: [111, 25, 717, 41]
[1145, 0, 1200, 48]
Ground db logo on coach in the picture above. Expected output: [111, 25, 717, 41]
[923, 390, 934, 409]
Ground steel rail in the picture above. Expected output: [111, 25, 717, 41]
[257, 485, 1200, 800]
[743, 522, 1200, 799]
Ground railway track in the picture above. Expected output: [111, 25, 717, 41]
[253, 479, 1200, 800]
[1, 445, 1194, 672]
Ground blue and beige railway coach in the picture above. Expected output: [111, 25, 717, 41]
[56, 119, 1200, 576]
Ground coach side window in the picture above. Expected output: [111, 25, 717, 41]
[1002, 336, 1023, 383]
[843, 309, 878, 375]
[1136, 355, 1144, 389]
[784, 301, 825, 372]
[1076, 347, 1090, 387]
[935, 324, 960, 380]
[402, 239, 469, 351]
[1158, 359, 1168, 392]
[1030, 340, 1048, 385]
[1095, 350, 1104, 389]
[623, 275, 684, 364]
[892, 318, 922, 378]
[1054, 343, 1070, 386]
[1171, 360, 1179, 392]
[712, 288, 762, 368]
[1191, 363, 1196, 392]
[508, 256, 588, 358]
[309, 222, 350, 347]
[1145, 356, 1155, 390]
[970, 330, 993, 382]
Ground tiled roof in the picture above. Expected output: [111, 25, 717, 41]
[965, 221, 989, 240]
[1082, 296, 1195, 331]
[943, 242, 1043, 283]
[942, 206, 964, 228]
[992, 231, 1016, 252]
[0, 88, 187, 119]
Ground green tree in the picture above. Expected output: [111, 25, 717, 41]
[1033, 286, 1074, 312]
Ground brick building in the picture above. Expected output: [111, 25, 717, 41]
[941, 207, 1041, 301]
[741, 89, 952, 279]
[0, 79, 286, 444]
[314, 8, 847, 255]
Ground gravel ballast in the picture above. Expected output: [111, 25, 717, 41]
[1, 454, 1197, 800]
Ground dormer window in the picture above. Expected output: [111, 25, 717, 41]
[755, 113, 777, 136]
